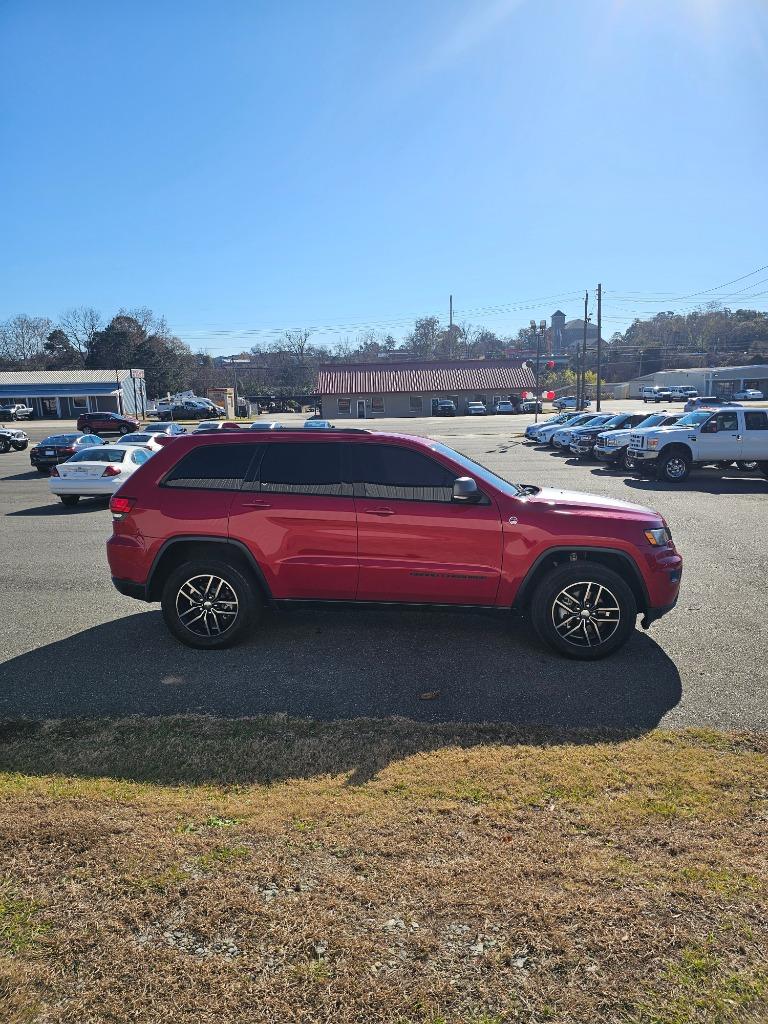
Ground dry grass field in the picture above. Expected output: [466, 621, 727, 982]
[1, 718, 767, 1024]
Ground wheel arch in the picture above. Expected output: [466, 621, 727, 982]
[657, 441, 693, 462]
[514, 546, 649, 614]
[146, 536, 272, 603]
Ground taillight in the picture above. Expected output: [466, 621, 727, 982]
[110, 495, 134, 519]
[102, 465, 122, 477]
[60, 446, 75, 454]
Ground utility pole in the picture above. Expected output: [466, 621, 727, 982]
[449, 294, 453, 330]
[596, 282, 602, 411]
[581, 290, 589, 407]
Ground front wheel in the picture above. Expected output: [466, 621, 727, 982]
[11, 441, 28, 451]
[59, 495, 80, 506]
[657, 449, 691, 483]
[622, 448, 635, 471]
[0, 438, 10, 454]
[161, 558, 261, 649]
[530, 563, 637, 660]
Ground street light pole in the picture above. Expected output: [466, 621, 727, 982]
[530, 319, 546, 423]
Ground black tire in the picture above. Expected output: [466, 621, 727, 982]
[82, 426, 91, 434]
[36, 465, 49, 474]
[11, 441, 28, 451]
[759, 462, 768, 480]
[59, 495, 80, 506]
[736, 461, 758, 472]
[0, 438, 10, 454]
[657, 449, 691, 483]
[530, 562, 637, 660]
[161, 558, 261, 650]
[621, 448, 635, 471]
[119, 426, 130, 435]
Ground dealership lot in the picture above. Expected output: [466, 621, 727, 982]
[1, 408, 767, 730]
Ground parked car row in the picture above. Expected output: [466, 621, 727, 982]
[526, 407, 768, 483]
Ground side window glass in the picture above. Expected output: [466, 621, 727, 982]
[745, 412, 768, 430]
[163, 444, 260, 490]
[716, 412, 738, 431]
[132, 449, 149, 464]
[347, 444, 456, 502]
[258, 442, 343, 496]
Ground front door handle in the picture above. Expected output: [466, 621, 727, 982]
[242, 500, 272, 508]
[363, 507, 395, 516]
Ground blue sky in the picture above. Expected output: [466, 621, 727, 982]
[1, 0, 767, 354]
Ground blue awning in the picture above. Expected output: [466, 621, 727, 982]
[0, 384, 120, 398]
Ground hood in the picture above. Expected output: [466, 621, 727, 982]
[522, 486, 658, 519]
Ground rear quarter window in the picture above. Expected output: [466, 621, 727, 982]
[163, 443, 262, 490]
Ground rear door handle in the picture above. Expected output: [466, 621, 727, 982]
[363, 507, 395, 516]
[242, 500, 272, 508]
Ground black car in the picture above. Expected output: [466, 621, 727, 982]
[435, 400, 457, 416]
[29, 433, 106, 473]
[568, 413, 652, 459]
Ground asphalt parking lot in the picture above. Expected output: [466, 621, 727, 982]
[1, 406, 766, 731]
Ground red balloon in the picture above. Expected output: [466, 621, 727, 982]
[546, 360, 555, 370]
[545, 390, 555, 401]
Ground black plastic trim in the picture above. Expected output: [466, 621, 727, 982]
[513, 545, 651, 611]
[145, 536, 274, 602]
[111, 576, 147, 600]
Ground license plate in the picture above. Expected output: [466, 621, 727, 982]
[45, 449, 54, 455]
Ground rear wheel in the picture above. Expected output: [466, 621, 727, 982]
[11, 440, 28, 451]
[0, 438, 10, 454]
[161, 558, 261, 649]
[530, 562, 637, 660]
[657, 449, 691, 483]
[59, 495, 80, 506]
[36, 465, 48, 474]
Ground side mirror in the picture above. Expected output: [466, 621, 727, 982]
[452, 477, 481, 503]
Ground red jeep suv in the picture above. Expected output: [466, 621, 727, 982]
[107, 429, 682, 660]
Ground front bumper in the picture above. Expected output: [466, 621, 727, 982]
[594, 444, 623, 461]
[569, 441, 595, 457]
[628, 448, 658, 462]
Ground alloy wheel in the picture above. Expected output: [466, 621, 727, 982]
[175, 574, 239, 637]
[664, 457, 688, 480]
[551, 580, 621, 649]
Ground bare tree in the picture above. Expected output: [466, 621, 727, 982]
[0, 314, 54, 366]
[280, 329, 312, 362]
[58, 306, 103, 361]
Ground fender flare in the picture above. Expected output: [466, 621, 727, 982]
[146, 535, 273, 602]
[513, 545, 651, 611]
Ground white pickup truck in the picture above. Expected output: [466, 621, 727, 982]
[0, 402, 33, 420]
[628, 407, 768, 482]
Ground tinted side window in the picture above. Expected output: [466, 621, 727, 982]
[258, 442, 343, 496]
[745, 412, 768, 430]
[164, 444, 261, 490]
[347, 443, 456, 502]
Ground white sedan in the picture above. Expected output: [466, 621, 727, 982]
[48, 444, 153, 506]
[118, 431, 168, 452]
[733, 389, 764, 401]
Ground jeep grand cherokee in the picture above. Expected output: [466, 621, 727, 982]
[107, 429, 682, 660]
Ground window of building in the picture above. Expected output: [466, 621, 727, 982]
[163, 444, 262, 490]
[258, 442, 344, 496]
[337, 398, 351, 414]
[72, 396, 88, 410]
[346, 443, 456, 502]
[409, 396, 423, 414]
[370, 395, 385, 413]
[745, 411, 768, 430]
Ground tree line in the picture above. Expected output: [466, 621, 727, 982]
[2, 304, 766, 398]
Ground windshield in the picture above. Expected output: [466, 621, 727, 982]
[580, 416, 611, 428]
[676, 411, 712, 426]
[600, 415, 628, 428]
[636, 414, 667, 428]
[432, 443, 522, 497]
[69, 448, 127, 462]
[122, 433, 151, 443]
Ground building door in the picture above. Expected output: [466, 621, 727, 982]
[357, 400, 366, 418]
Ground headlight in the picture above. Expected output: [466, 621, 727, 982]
[647, 438, 659, 449]
[644, 527, 671, 546]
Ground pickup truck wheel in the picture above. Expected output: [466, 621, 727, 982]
[622, 449, 635, 471]
[530, 563, 637, 660]
[736, 461, 758, 472]
[657, 450, 691, 483]
[161, 558, 261, 650]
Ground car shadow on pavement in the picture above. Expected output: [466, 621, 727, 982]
[6, 499, 110, 516]
[1, 470, 42, 481]
[621, 475, 767, 495]
[0, 607, 682, 785]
